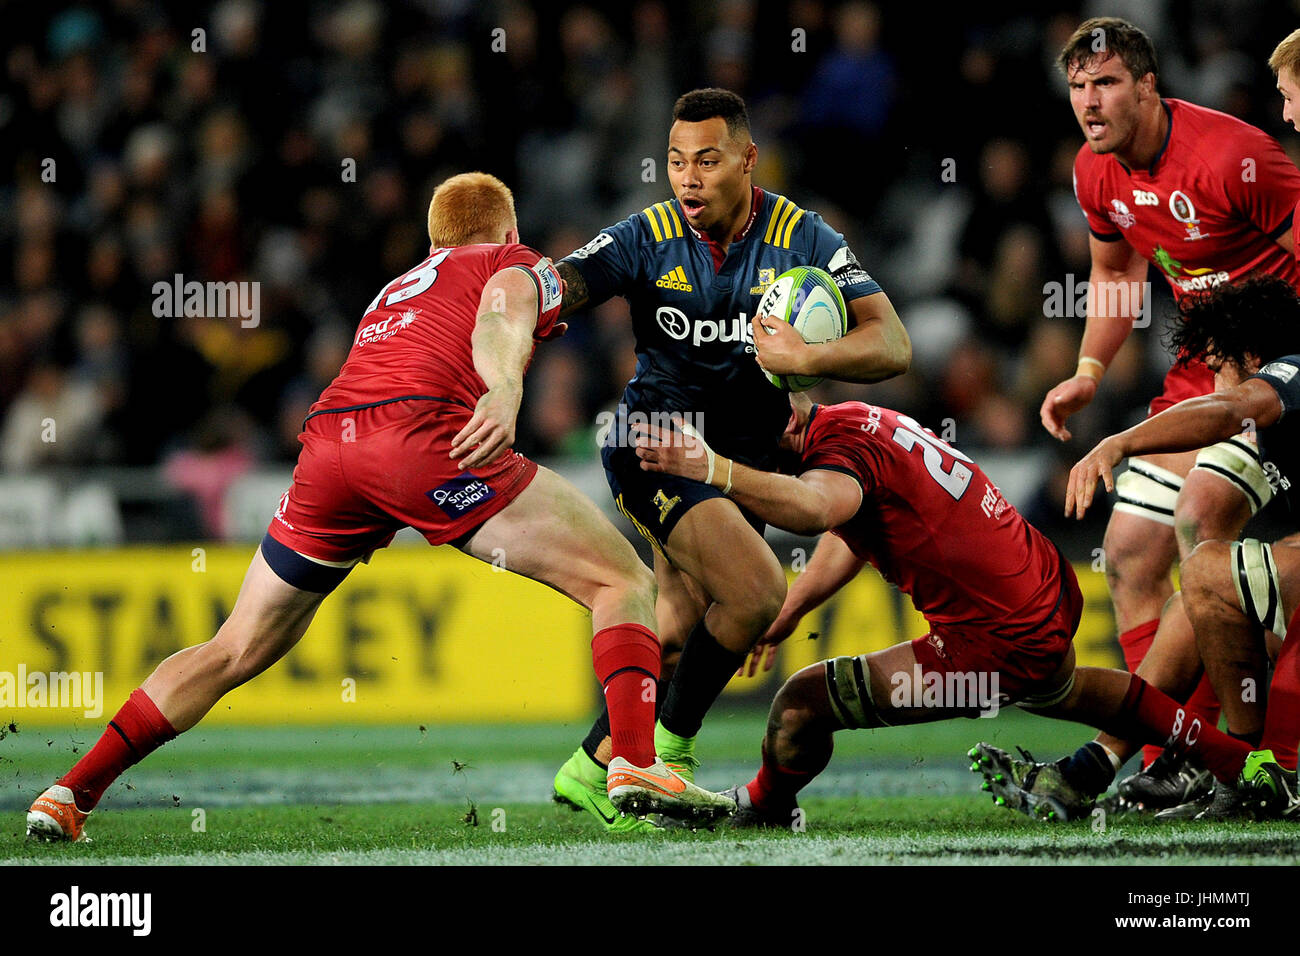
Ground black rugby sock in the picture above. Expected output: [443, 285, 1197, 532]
[659, 620, 746, 738]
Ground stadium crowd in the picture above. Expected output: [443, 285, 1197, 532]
[3, 0, 1298, 546]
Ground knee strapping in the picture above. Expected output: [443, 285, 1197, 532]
[1231, 538, 1288, 638]
[823, 656, 890, 729]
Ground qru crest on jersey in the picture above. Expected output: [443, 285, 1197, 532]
[1169, 190, 1207, 240]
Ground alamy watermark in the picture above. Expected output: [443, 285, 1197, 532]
[50, 886, 151, 936]
[1, 666, 104, 718]
[152, 273, 260, 327]
[596, 405, 706, 456]
[1043, 276, 1151, 328]
[890, 664, 1002, 717]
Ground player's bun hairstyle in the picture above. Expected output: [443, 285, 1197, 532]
[427, 172, 516, 247]
[1169, 274, 1300, 370]
[1268, 29, 1300, 80]
[672, 88, 751, 142]
[1057, 17, 1159, 87]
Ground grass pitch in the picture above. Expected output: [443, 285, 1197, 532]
[3, 709, 1297, 865]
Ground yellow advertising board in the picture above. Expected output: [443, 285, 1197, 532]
[0, 548, 1121, 726]
[0, 547, 594, 726]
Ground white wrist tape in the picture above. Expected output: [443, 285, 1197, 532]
[678, 421, 717, 487]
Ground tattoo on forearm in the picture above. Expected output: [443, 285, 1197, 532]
[556, 261, 589, 317]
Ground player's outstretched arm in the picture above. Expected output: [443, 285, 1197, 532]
[1041, 235, 1148, 441]
[742, 531, 867, 675]
[555, 261, 590, 319]
[632, 422, 861, 535]
[1065, 377, 1282, 518]
[758, 292, 911, 384]
[450, 267, 540, 470]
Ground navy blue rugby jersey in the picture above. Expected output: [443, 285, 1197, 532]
[562, 187, 883, 467]
[1249, 355, 1300, 510]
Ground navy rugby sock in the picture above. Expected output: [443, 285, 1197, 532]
[1059, 741, 1117, 798]
[659, 620, 746, 739]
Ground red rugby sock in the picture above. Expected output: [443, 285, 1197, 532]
[1184, 670, 1223, 742]
[1117, 619, 1162, 765]
[1261, 611, 1300, 771]
[58, 688, 177, 811]
[1107, 674, 1250, 783]
[746, 741, 818, 816]
[592, 623, 660, 768]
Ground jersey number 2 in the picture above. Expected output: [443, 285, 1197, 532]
[890, 414, 974, 500]
[363, 249, 451, 316]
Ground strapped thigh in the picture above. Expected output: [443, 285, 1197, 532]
[1192, 436, 1272, 515]
[1113, 459, 1183, 527]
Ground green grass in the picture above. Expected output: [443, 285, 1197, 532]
[4, 710, 1297, 865]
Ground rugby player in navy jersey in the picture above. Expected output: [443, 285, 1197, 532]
[550, 89, 911, 830]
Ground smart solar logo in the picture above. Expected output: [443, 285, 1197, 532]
[0, 667, 103, 718]
[426, 476, 496, 517]
[50, 886, 151, 936]
[152, 273, 260, 327]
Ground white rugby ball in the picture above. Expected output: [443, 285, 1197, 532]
[754, 266, 848, 391]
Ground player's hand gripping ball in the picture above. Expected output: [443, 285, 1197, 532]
[754, 266, 847, 391]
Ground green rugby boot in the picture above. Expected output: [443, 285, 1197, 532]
[1238, 749, 1300, 819]
[654, 722, 700, 784]
[969, 742, 1095, 822]
[552, 747, 660, 833]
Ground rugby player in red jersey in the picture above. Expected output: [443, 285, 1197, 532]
[631, 396, 1257, 824]
[1275, 30, 1300, 240]
[1061, 276, 1300, 819]
[1038, 17, 1300, 803]
[24, 173, 733, 843]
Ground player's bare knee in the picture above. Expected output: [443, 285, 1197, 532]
[766, 667, 825, 750]
[1174, 483, 1241, 558]
[611, 559, 656, 609]
[1180, 540, 1233, 607]
[1172, 511, 1203, 560]
[729, 561, 787, 635]
[1102, 522, 1169, 595]
[588, 553, 656, 621]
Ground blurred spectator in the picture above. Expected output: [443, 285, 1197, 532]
[797, 1, 896, 216]
[1, 359, 104, 470]
[161, 405, 258, 538]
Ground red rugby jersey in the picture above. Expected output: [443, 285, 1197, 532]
[802, 402, 1063, 635]
[310, 243, 564, 414]
[1073, 99, 1300, 299]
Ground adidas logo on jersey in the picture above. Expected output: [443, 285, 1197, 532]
[656, 266, 693, 292]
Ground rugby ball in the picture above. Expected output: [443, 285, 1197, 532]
[755, 266, 847, 391]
